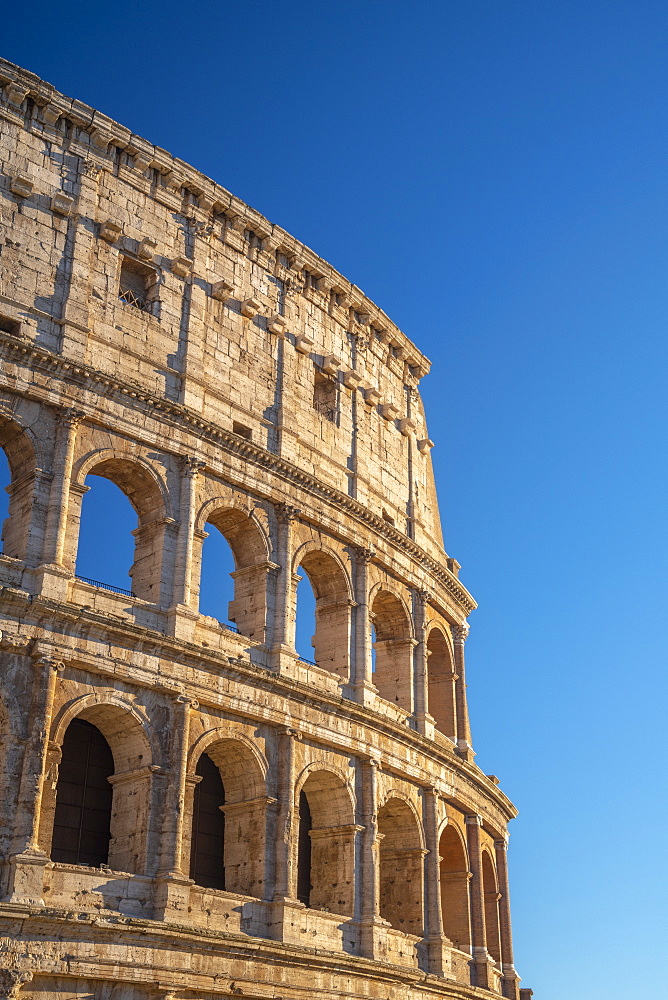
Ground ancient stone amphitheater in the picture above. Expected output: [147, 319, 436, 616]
[0, 59, 531, 1000]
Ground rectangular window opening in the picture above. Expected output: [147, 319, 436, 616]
[0, 316, 21, 337]
[313, 370, 338, 423]
[232, 421, 252, 441]
[118, 256, 158, 314]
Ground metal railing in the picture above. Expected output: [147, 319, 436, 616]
[119, 287, 152, 313]
[76, 575, 135, 598]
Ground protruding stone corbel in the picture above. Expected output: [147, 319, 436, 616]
[295, 334, 314, 355]
[40, 104, 62, 126]
[5, 83, 28, 109]
[138, 237, 158, 260]
[211, 279, 234, 302]
[267, 315, 288, 336]
[321, 354, 341, 375]
[417, 438, 434, 455]
[132, 152, 152, 173]
[10, 175, 33, 198]
[398, 417, 416, 436]
[99, 220, 122, 243]
[171, 256, 192, 278]
[90, 128, 112, 153]
[379, 402, 399, 421]
[51, 192, 74, 216]
[363, 386, 381, 406]
[342, 370, 363, 390]
[241, 297, 261, 318]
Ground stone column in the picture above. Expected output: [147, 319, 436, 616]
[36, 408, 85, 600]
[358, 756, 388, 959]
[413, 589, 435, 737]
[270, 504, 300, 670]
[6, 651, 64, 905]
[422, 787, 449, 974]
[466, 813, 495, 990]
[272, 726, 300, 904]
[154, 694, 197, 920]
[167, 457, 205, 640]
[451, 622, 474, 761]
[495, 836, 521, 999]
[350, 546, 377, 707]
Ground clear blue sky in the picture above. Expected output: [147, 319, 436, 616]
[4, 2, 667, 996]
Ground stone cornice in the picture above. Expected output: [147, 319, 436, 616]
[0, 332, 476, 617]
[0, 57, 430, 378]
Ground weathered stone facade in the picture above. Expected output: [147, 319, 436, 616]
[0, 59, 531, 1000]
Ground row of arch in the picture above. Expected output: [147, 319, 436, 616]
[16, 693, 501, 960]
[0, 413, 463, 738]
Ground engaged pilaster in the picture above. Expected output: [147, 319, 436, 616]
[270, 504, 300, 672]
[465, 813, 495, 990]
[451, 622, 474, 761]
[422, 786, 451, 975]
[36, 408, 85, 601]
[413, 589, 435, 737]
[167, 457, 206, 640]
[358, 756, 389, 959]
[495, 836, 521, 999]
[5, 651, 64, 906]
[350, 547, 377, 707]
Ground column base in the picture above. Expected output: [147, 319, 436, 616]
[4, 848, 50, 906]
[33, 563, 71, 602]
[349, 680, 380, 710]
[455, 739, 476, 762]
[357, 915, 392, 961]
[422, 934, 458, 977]
[471, 949, 497, 990]
[414, 712, 436, 739]
[501, 968, 521, 999]
[269, 645, 301, 676]
[153, 873, 193, 921]
[268, 897, 306, 943]
[165, 605, 200, 642]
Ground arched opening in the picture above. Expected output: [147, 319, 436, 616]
[0, 449, 10, 550]
[186, 736, 266, 898]
[371, 590, 413, 711]
[482, 850, 502, 964]
[296, 550, 351, 680]
[439, 824, 471, 951]
[295, 567, 317, 662]
[44, 701, 155, 875]
[377, 797, 424, 935]
[75, 477, 136, 593]
[51, 718, 113, 867]
[189, 753, 226, 890]
[0, 416, 38, 563]
[296, 769, 355, 916]
[197, 508, 268, 640]
[297, 789, 312, 905]
[73, 458, 167, 604]
[199, 524, 237, 630]
[427, 628, 457, 740]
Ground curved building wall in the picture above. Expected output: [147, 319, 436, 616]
[0, 59, 529, 1000]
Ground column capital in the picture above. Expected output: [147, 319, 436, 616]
[31, 652, 65, 672]
[361, 755, 382, 769]
[276, 502, 301, 524]
[0, 971, 33, 1000]
[415, 588, 432, 605]
[175, 693, 198, 710]
[280, 726, 302, 740]
[494, 835, 510, 849]
[451, 621, 470, 645]
[353, 545, 376, 564]
[181, 456, 206, 477]
[465, 812, 483, 826]
[55, 407, 86, 429]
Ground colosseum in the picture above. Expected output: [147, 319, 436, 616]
[0, 59, 532, 1000]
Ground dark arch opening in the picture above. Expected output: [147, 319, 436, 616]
[189, 752, 226, 891]
[51, 718, 113, 867]
[297, 788, 312, 906]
